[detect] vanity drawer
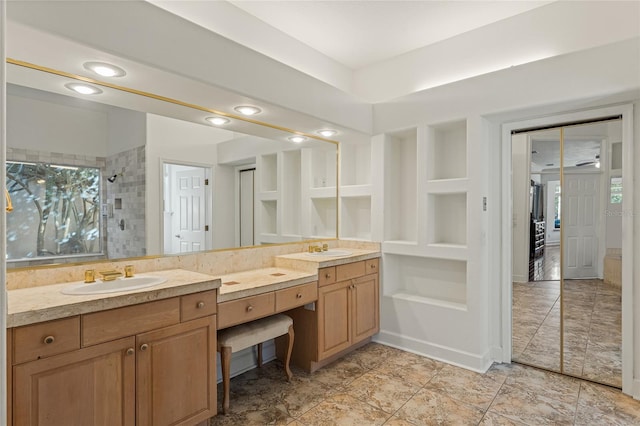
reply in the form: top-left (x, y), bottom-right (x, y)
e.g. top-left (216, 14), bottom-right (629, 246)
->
top-left (336, 261), bottom-right (365, 282)
top-left (82, 298), bottom-right (180, 346)
top-left (276, 282), bottom-right (318, 311)
top-left (13, 316), bottom-right (80, 364)
top-left (181, 290), bottom-right (217, 322)
top-left (217, 292), bottom-right (275, 329)
top-left (318, 267), bottom-right (336, 287)
top-left (365, 258), bottom-right (379, 275)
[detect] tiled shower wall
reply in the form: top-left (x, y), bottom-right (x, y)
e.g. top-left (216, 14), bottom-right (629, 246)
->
top-left (105, 145), bottom-right (146, 259)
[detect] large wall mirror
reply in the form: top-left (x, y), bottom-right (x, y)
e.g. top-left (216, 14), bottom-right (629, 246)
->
top-left (511, 117), bottom-right (623, 389)
top-left (5, 60), bottom-right (339, 268)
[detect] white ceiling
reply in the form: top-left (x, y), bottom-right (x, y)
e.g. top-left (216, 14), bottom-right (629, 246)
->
top-left (227, 0), bottom-right (552, 70)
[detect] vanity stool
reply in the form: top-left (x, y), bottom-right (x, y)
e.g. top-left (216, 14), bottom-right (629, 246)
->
top-left (217, 314), bottom-right (294, 414)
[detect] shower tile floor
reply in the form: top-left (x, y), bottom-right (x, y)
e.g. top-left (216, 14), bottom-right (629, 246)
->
top-left (208, 342), bottom-right (639, 425)
top-left (512, 278), bottom-right (622, 388)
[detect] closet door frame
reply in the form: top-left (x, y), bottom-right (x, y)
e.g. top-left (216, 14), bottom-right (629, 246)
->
top-left (499, 104), bottom-right (634, 396)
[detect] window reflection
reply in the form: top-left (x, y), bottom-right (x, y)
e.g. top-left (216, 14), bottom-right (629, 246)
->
top-left (6, 161), bottom-right (102, 260)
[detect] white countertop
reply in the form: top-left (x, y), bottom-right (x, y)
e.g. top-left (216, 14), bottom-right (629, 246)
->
top-left (7, 269), bottom-right (221, 328)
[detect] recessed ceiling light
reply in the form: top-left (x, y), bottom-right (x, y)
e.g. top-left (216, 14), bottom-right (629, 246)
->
top-left (234, 105), bottom-right (262, 116)
top-left (288, 135), bottom-right (307, 143)
top-left (83, 61), bottom-right (126, 77)
top-left (317, 129), bottom-right (337, 138)
top-left (206, 117), bottom-right (230, 126)
top-left (64, 83), bottom-right (103, 95)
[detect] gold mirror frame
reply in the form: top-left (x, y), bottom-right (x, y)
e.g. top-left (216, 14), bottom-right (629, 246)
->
top-left (5, 58), bottom-right (340, 271)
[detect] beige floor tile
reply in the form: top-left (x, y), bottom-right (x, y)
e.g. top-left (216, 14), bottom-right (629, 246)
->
top-left (382, 416), bottom-right (418, 426)
top-left (488, 384), bottom-right (576, 425)
top-left (394, 388), bottom-right (485, 425)
top-left (504, 363), bottom-right (581, 404)
top-left (310, 357), bottom-right (367, 388)
top-left (423, 364), bottom-right (504, 410)
top-left (374, 349), bottom-right (444, 386)
top-left (297, 393), bottom-right (390, 426)
top-left (345, 370), bottom-right (421, 414)
top-left (575, 382), bottom-right (640, 425)
top-left (479, 411), bottom-right (528, 425)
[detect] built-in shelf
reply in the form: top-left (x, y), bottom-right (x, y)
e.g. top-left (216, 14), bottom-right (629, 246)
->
top-left (282, 150), bottom-right (301, 235)
top-left (427, 193), bottom-right (467, 246)
top-left (425, 178), bottom-right (468, 193)
top-left (384, 128), bottom-right (417, 242)
top-left (389, 293), bottom-right (467, 311)
top-left (260, 153), bottom-right (278, 192)
top-left (310, 198), bottom-right (337, 237)
top-left (340, 196), bottom-right (372, 240)
top-left (340, 142), bottom-right (371, 186)
top-left (309, 146), bottom-right (337, 189)
top-left (340, 184), bottom-right (372, 198)
top-left (309, 186), bottom-right (337, 199)
top-left (427, 120), bottom-right (467, 181)
top-left (260, 200), bottom-right (277, 235)
top-left (257, 191), bottom-right (278, 201)
top-left (383, 254), bottom-right (467, 306)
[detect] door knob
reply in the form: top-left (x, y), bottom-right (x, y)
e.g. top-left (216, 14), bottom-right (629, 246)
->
top-left (175, 234), bottom-right (181, 238)
top-left (140, 343), bottom-right (149, 351)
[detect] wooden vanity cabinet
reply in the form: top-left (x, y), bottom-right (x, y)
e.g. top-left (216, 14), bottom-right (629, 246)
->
top-left (287, 258), bottom-right (380, 372)
top-left (9, 291), bottom-right (217, 426)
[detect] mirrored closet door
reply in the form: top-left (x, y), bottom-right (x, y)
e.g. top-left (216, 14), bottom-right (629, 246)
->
top-left (511, 117), bottom-right (622, 388)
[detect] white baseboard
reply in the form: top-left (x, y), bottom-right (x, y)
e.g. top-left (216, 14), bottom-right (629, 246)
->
top-left (374, 330), bottom-right (493, 373)
top-left (632, 378), bottom-right (640, 400)
top-left (215, 340), bottom-right (277, 383)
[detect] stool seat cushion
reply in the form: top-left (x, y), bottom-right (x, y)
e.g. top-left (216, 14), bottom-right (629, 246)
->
top-left (218, 314), bottom-right (293, 353)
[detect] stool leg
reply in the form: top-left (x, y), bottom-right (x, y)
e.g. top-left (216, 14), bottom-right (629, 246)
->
top-left (220, 346), bottom-right (232, 415)
top-left (284, 324), bottom-right (294, 381)
top-left (257, 343), bottom-right (263, 368)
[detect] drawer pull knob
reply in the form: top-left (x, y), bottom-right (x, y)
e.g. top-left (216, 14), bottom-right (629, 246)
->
top-left (296, 293), bottom-right (303, 299)
top-left (126, 348), bottom-right (135, 356)
top-left (370, 264), bottom-right (376, 269)
top-left (43, 335), bottom-right (55, 345)
top-left (196, 301), bottom-right (205, 309)
top-left (140, 343), bottom-right (149, 351)
top-left (246, 305), bottom-right (253, 312)
top-left (325, 273), bottom-right (331, 279)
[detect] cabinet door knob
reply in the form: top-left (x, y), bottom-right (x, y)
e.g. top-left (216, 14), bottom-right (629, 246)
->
top-left (43, 335), bottom-right (55, 345)
top-left (246, 305), bottom-right (253, 312)
top-left (296, 293), bottom-right (303, 299)
top-left (196, 301), bottom-right (205, 309)
top-left (140, 343), bottom-right (149, 351)
top-left (126, 348), bottom-right (135, 356)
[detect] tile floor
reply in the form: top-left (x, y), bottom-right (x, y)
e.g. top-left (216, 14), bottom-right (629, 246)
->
top-left (512, 278), bottom-right (622, 388)
top-left (208, 342), bottom-right (639, 425)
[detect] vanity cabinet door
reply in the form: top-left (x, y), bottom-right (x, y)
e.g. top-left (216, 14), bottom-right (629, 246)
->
top-left (317, 280), bottom-right (352, 360)
top-left (136, 315), bottom-right (217, 426)
top-left (352, 274), bottom-right (380, 344)
top-left (13, 336), bottom-right (135, 426)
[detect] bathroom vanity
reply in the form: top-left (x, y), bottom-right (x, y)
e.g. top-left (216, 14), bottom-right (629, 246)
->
top-left (6, 247), bottom-right (380, 425)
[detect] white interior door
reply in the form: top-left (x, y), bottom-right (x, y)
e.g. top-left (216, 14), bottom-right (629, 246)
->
top-left (172, 167), bottom-right (207, 253)
top-left (239, 168), bottom-right (255, 247)
top-left (563, 172), bottom-right (600, 279)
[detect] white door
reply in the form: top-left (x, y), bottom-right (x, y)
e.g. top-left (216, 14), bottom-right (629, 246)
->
top-left (239, 168), bottom-right (255, 247)
top-left (563, 172), bottom-right (600, 279)
top-left (172, 168), bottom-right (207, 253)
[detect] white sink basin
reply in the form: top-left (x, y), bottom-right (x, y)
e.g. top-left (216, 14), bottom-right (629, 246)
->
top-left (307, 249), bottom-right (353, 257)
top-left (61, 275), bottom-right (167, 295)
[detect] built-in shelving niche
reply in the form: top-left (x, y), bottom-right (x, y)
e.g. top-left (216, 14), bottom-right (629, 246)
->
top-left (427, 193), bottom-right (467, 247)
top-left (383, 254), bottom-right (467, 309)
top-left (260, 153), bottom-right (278, 192)
top-left (427, 120), bottom-right (467, 181)
top-left (259, 200), bottom-right (277, 235)
top-left (282, 150), bottom-right (301, 236)
top-left (310, 198), bottom-right (337, 238)
top-left (340, 142), bottom-right (372, 240)
top-left (383, 128), bottom-right (417, 244)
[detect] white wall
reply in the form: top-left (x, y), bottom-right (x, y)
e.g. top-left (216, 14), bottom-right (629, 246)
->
top-left (545, 180), bottom-right (560, 246)
top-left (511, 133), bottom-right (530, 283)
top-left (373, 36), bottom-right (640, 383)
top-left (145, 113), bottom-right (236, 255)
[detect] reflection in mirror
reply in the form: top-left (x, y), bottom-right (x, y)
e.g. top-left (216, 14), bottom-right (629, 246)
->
top-left (6, 161), bottom-right (101, 260)
top-left (512, 118), bottom-right (623, 388)
top-left (6, 62), bottom-right (338, 268)
top-left (511, 127), bottom-right (561, 373)
top-left (562, 119), bottom-right (622, 388)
